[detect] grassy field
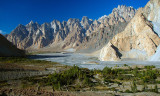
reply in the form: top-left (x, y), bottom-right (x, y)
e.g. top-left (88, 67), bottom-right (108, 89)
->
top-left (0, 56), bottom-right (63, 71)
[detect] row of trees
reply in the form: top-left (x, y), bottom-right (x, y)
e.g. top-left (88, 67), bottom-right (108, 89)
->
top-left (46, 65), bottom-right (94, 90)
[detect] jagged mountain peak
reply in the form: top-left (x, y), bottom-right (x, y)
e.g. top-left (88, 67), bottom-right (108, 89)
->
top-left (67, 18), bottom-right (80, 23)
top-left (98, 5), bottom-right (136, 25)
top-left (42, 22), bottom-right (50, 26)
top-left (93, 19), bottom-right (100, 25)
top-left (14, 24), bottom-right (27, 34)
top-left (112, 5), bottom-right (136, 17)
top-left (81, 16), bottom-right (93, 30)
top-left (29, 20), bottom-right (34, 24)
top-left (26, 20), bottom-right (35, 26)
top-left (117, 5), bottom-right (133, 10)
top-left (81, 16), bottom-right (89, 21)
top-left (26, 21), bottom-right (40, 28)
top-left (51, 19), bottom-right (61, 23)
top-left (17, 24), bottom-right (25, 27)
top-left (112, 5), bottom-right (135, 13)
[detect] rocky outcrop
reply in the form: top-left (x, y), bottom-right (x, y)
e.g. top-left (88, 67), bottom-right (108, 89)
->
top-left (99, 0), bottom-right (160, 61)
top-left (100, 42), bottom-right (121, 61)
top-left (0, 34), bottom-right (25, 56)
top-left (6, 5), bottom-right (136, 52)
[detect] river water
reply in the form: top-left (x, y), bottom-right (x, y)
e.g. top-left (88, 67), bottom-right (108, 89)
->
top-left (31, 53), bottom-right (160, 70)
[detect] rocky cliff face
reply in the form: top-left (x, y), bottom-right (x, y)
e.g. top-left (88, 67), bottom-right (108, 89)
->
top-left (6, 5), bottom-right (136, 52)
top-left (77, 22), bottom-right (128, 53)
top-left (99, 0), bottom-right (160, 61)
top-left (0, 34), bottom-right (25, 56)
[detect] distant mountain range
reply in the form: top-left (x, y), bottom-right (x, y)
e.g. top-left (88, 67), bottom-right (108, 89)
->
top-left (6, 5), bottom-right (136, 53)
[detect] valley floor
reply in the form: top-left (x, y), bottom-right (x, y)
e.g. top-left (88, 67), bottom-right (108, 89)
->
top-left (0, 56), bottom-right (160, 96)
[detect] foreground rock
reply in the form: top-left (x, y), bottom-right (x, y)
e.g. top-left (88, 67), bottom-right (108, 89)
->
top-left (0, 34), bottom-right (25, 56)
top-left (100, 0), bottom-right (160, 61)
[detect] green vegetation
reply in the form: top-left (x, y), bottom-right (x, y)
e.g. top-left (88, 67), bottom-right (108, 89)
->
top-left (23, 65), bottom-right (160, 93)
top-left (0, 57), bottom-right (58, 65)
top-left (0, 56), bottom-right (63, 71)
top-left (144, 65), bottom-right (155, 70)
top-left (102, 65), bottom-right (160, 84)
top-left (46, 65), bottom-right (94, 90)
top-left (1, 61), bottom-right (160, 93)
top-left (25, 65), bottom-right (95, 91)
top-left (123, 64), bottom-right (128, 66)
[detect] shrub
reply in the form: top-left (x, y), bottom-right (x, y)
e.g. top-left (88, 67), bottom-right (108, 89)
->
top-left (102, 67), bottom-right (112, 75)
top-left (123, 64), bottom-right (128, 66)
top-left (124, 89), bottom-right (133, 93)
top-left (144, 65), bottom-right (155, 70)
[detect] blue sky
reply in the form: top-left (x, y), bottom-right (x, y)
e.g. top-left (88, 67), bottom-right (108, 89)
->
top-left (0, 0), bottom-right (149, 34)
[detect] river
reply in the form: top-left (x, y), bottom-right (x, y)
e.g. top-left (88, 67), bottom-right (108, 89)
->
top-left (30, 53), bottom-right (160, 70)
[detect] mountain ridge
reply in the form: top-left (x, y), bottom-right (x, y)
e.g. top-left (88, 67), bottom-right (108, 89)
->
top-left (6, 5), bottom-right (136, 52)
